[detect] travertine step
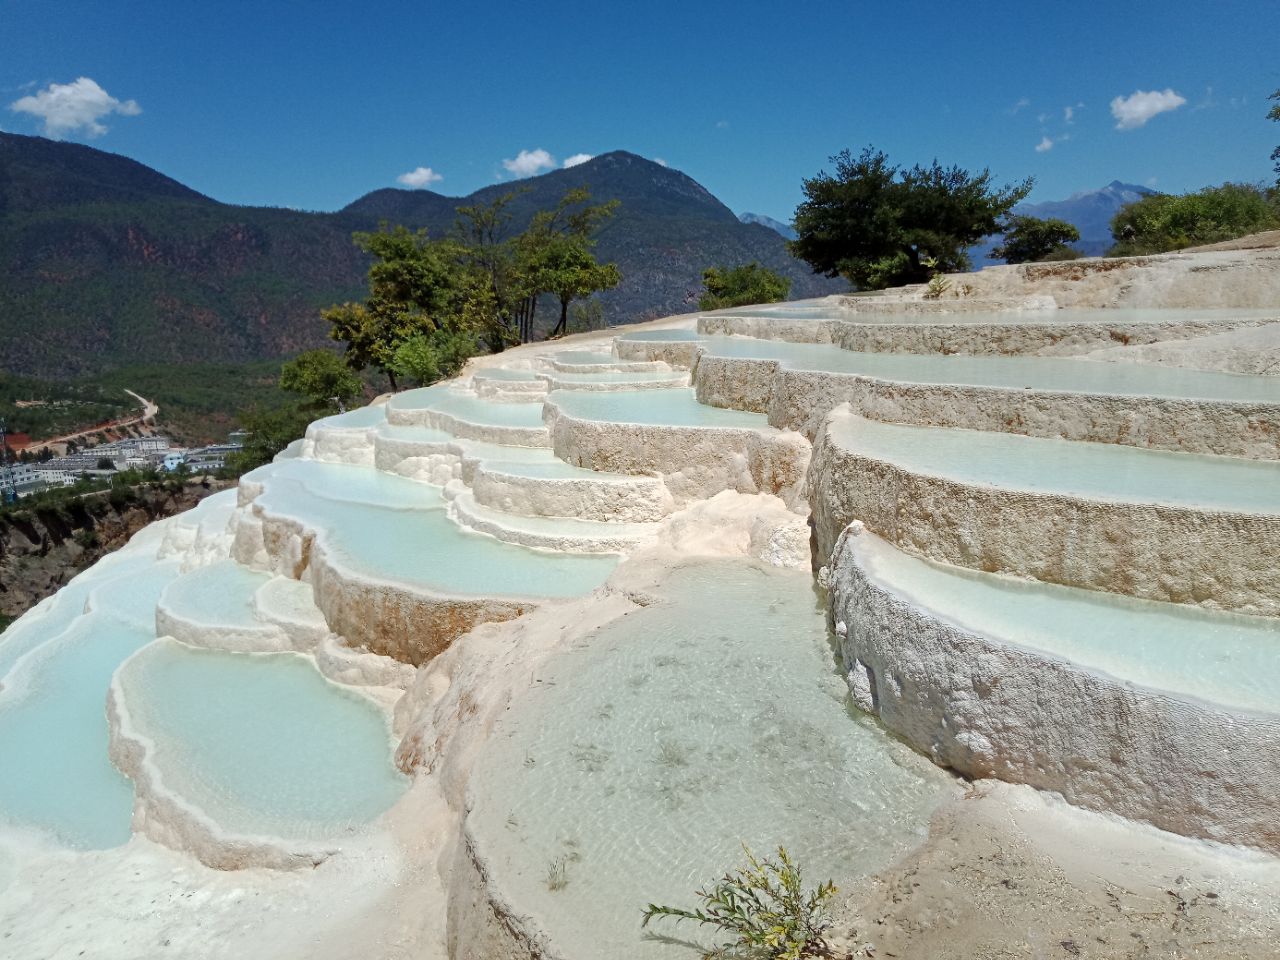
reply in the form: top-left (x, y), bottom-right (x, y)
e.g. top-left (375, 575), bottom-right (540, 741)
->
top-left (810, 408), bottom-right (1280, 614)
top-left (829, 525), bottom-right (1280, 852)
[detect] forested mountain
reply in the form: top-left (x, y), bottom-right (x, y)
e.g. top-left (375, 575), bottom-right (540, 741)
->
top-left (0, 136), bottom-right (840, 378)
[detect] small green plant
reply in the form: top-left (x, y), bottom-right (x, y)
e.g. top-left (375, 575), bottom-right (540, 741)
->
top-left (923, 272), bottom-right (951, 300)
top-left (641, 845), bottom-right (837, 959)
top-left (546, 856), bottom-right (569, 892)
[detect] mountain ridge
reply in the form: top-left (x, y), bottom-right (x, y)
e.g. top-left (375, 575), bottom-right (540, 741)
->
top-left (0, 136), bottom-right (841, 378)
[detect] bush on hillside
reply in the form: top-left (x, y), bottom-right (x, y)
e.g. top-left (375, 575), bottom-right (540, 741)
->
top-left (1108, 183), bottom-right (1279, 256)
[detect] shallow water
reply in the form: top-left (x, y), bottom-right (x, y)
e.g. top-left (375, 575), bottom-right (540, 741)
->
top-left (834, 415), bottom-right (1280, 514)
top-left (117, 641), bottom-right (406, 839)
top-left (0, 612), bottom-right (169, 847)
top-left (550, 388), bottom-right (769, 428)
top-left (310, 405), bottom-right (388, 430)
top-left (254, 472), bottom-right (618, 597)
top-left (860, 539), bottom-right (1280, 713)
top-left (468, 560), bottom-right (953, 960)
top-left (161, 561), bottom-right (272, 628)
top-left (698, 335), bottom-right (1280, 403)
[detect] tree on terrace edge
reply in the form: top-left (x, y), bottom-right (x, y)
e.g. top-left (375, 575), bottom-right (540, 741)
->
top-left (790, 147), bottom-right (1032, 290)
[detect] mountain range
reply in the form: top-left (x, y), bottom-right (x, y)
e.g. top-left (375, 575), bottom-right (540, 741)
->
top-left (0, 135), bottom-right (842, 379)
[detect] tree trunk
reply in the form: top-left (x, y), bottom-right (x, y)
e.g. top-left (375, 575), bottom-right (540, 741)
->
top-left (387, 369), bottom-right (399, 392)
top-left (552, 297), bottom-right (569, 337)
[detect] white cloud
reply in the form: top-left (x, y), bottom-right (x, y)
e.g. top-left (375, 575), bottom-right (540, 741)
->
top-left (1110, 88), bottom-right (1186, 130)
top-left (396, 166), bottom-right (443, 188)
top-left (502, 148), bottom-right (556, 178)
top-left (715, 119), bottom-right (730, 129)
top-left (1008, 97), bottom-right (1030, 115)
top-left (10, 77), bottom-right (140, 138)
top-left (562, 153), bottom-right (593, 169)
top-left (1034, 136), bottom-right (1055, 153)
top-left (653, 157), bottom-right (668, 167)
top-left (1064, 102), bottom-right (1083, 123)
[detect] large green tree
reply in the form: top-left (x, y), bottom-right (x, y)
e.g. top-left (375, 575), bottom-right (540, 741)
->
top-left (1108, 183), bottom-right (1279, 256)
top-left (790, 147), bottom-right (1032, 289)
top-left (1269, 89), bottom-right (1280, 186)
top-left (698, 262), bottom-right (791, 310)
top-left (279, 349), bottom-right (363, 410)
top-left (323, 226), bottom-right (485, 389)
top-left (989, 216), bottom-right (1081, 264)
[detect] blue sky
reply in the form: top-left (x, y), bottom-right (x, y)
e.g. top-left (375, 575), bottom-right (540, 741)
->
top-left (2, 0), bottom-right (1277, 218)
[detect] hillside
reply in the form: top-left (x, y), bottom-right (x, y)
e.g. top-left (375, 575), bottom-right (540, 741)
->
top-left (0, 136), bottom-right (840, 379)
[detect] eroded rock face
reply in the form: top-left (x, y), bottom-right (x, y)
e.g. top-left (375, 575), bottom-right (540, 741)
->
top-left (827, 525), bottom-right (1280, 852)
top-left (808, 409), bottom-right (1280, 616)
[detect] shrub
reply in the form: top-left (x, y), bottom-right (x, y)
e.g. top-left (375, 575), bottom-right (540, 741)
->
top-left (641, 846), bottom-right (837, 960)
top-left (699, 263), bottom-right (792, 311)
top-left (990, 215), bottom-right (1081, 264)
top-left (1108, 183), bottom-right (1279, 256)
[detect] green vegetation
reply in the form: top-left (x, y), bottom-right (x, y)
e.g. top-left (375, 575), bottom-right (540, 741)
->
top-left (1108, 183), bottom-right (1279, 256)
top-left (698, 263), bottom-right (791, 311)
top-left (0, 373), bottom-right (131, 440)
top-left (279, 349), bottom-right (363, 410)
top-left (0, 467), bottom-right (197, 524)
top-left (1269, 89), bottom-right (1279, 186)
top-left (224, 404), bottom-right (314, 475)
top-left (990, 215), bottom-right (1082, 264)
top-left (325, 188), bottom-right (622, 388)
top-left (791, 146), bottom-right (1031, 290)
top-left (642, 846), bottom-right (837, 960)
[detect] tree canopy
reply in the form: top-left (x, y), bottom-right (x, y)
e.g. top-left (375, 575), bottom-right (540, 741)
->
top-left (1269, 89), bottom-right (1279, 186)
top-left (790, 147), bottom-right (1032, 290)
top-left (1108, 183), bottom-right (1279, 256)
top-left (279, 349), bottom-right (363, 411)
top-left (698, 262), bottom-right (791, 310)
top-left (989, 216), bottom-right (1081, 264)
top-left (324, 189), bottom-right (624, 390)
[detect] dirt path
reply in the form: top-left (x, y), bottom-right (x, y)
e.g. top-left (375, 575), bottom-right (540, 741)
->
top-left (21, 389), bottom-right (159, 454)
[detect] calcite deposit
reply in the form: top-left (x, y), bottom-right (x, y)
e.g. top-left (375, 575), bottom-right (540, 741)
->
top-left (2, 247), bottom-right (1279, 960)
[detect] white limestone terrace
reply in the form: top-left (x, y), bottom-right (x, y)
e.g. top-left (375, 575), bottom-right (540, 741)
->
top-left (829, 525), bottom-right (1280, 850)
top-left (809, 409), bottom-right (1280, 615)
top-left (3, 249), bottom-right (1280, 959)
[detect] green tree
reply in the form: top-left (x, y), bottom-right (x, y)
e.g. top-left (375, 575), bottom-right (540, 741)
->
top-left (1108, 183), bottom-right (1279, 256)
top-left (989, 215), bottom-right (1082, 264)
top-left (279, 349), bottom-right (363, 411)
top-left (324, 225), bottom-right (484, 389)
top-left (225, 404), bottom-right (315, 473)
top-left (698, 262), bottom-right (792, 310)
top-left (791, 147), bottom-right (1032, 289)
top-left (1269, 89), bottom-right (1279, 186)
top-left (515, 187), bottom-right (622, 339)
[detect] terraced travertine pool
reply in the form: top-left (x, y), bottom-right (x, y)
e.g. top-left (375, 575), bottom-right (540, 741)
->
top-left (857, 535), bottom-right (1280, 713)
top-left (251, 462), bottom-right (620, 596)
top-left (694, 335), bottom-right (1280, 403)
top-left (702, 305), bottom-right (1280, 325)
top-left (549, 387), bottom-right (770, 427)
top-left (466, 560), bottom-right (955, 960)
top-left (116, 640), bottom-right (406, 840)
top-left (830, 414), bottom-right (1280, 513)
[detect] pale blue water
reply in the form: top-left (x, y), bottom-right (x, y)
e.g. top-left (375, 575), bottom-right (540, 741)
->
top-left (550, 388), bottom-right (769, 428)
top-left (311, 405), bottom-right (388, 429)
top-left (546, 370), bottom-right (686, 384)
top-left (264, 459), bottom-right (444, 510)
top-left (420, 390), bottom-right (547, 427)
top-left (473, 368), bottom-right (541, 382)
top-left (254, 473), bottom-right (618, 597)
top-left (860, 538), bottom-right (1280, 713)
top-left (0, 613), bottom-right (165, 848)
top-left (614, 328), bottom-right (704, 341)
top-left (118, 641), bottom-right (406, 838)
top-left (160, 561), bottom-right (271, 628)
top-left (552, 350), bottom-right (617, 365)
top-left (698, 336), bottom-right (1280, 404)
top-left (711, 305), bottom-right (1280, 326)
top-left (834, 415), bottom-right (1280, 514)
top-left (469, 561), bottom-right (951, 960)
